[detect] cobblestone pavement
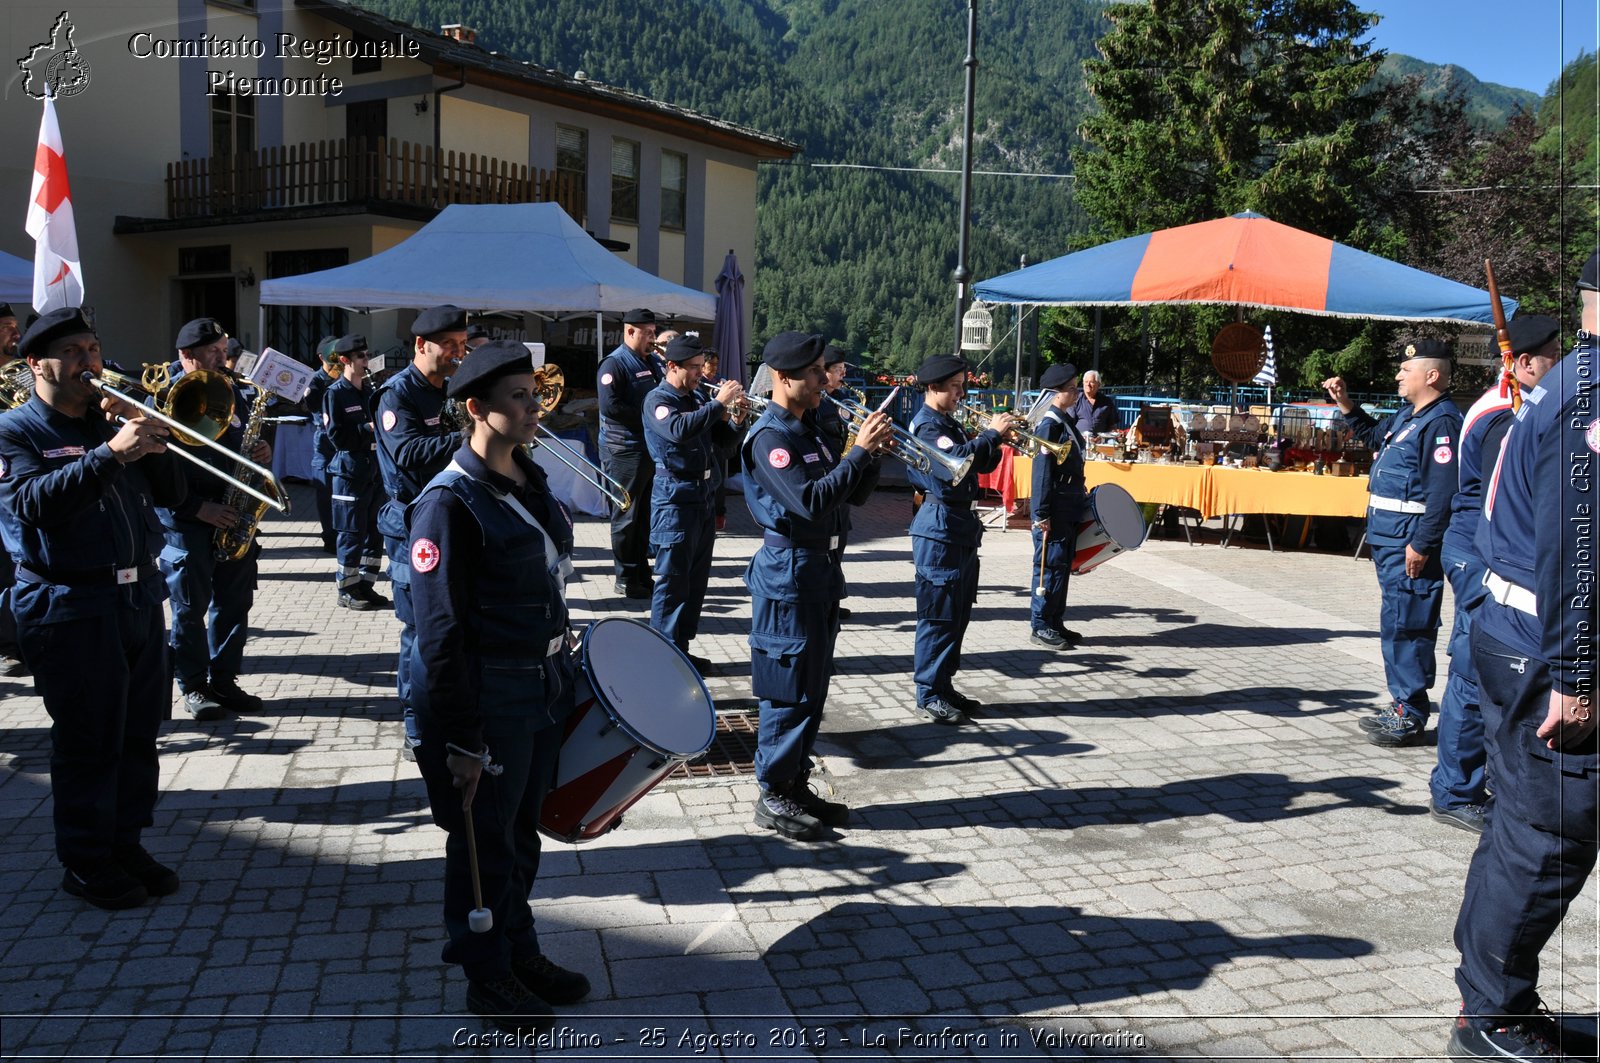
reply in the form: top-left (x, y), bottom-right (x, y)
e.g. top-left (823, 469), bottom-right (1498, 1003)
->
top-left (1, 482), bottom-right (1594, 1061)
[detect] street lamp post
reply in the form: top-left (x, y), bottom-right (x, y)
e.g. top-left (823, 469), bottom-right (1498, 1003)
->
top-left (951, 0), bottom-right (978, 354)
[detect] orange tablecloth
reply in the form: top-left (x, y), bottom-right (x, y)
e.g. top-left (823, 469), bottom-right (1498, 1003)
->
top-left (1009, 455), bottom-right (1372, 520)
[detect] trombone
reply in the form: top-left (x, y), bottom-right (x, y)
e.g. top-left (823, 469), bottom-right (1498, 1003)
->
top-left (522, 364), bottom-right (633, 513)
top-left (83, 368), bottom-right (289, 513)
top-left (829, 392), bottom-right (974, 486)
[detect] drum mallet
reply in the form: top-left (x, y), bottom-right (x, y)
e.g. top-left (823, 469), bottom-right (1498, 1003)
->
top-left (462, 802), bottom-right (493, 933)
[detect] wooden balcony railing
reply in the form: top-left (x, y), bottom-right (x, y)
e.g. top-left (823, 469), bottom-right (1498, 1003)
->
top-left (165, 136), bottom-right (586, 222)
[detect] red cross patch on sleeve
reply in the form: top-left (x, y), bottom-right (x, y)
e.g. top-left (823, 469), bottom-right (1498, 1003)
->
top-left (768, 447), bottom-right (791, 469)
top-left (381, 409), bottom-right (397, 432)
top-left (1433, 445), bottom-right (1453, 464)
top-left (411, 538), bottom-right (441, 573)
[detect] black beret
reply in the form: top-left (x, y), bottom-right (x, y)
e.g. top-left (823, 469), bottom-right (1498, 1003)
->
top-left (763, 331), bottom-right (826, 372)
top-left (411, 304), bottom-right (467, 337)
top-left (822, 344), bottom-right (847, 366)
top-left (916, 353), bottom-right (969, 386)
top-left (622, 308), bottom-right (658, 326)
top-left (447, 339), bottom-right (536, 399)
top-left (20, 306), bottom-right (95, 359)
top-left (1039, 362), bottom-right (1079, 390)
top-left (1506, 314), bottom-right (1560, 355)
top-left (0, 303), bottom-right (14, 319)
top-left (175, 317), bottom-right (228, 350)
top-left (333, 333), bottom-right (369, 356)
top-left (466, 322), bottom-right (491, 341)
top-left (662, 334), bottom-right (705, 363)
top-left (1579, 250), bottom-right (1600, 293)
top-left (1397, 339), bottom-right (1453, 363)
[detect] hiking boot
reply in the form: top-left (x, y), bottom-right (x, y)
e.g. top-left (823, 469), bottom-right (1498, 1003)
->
top-left (1058, 627), bottom-right (1082, 641)
top-left (1031, 627), bottom-right (1069, 649)
top-left (466, 975), bottom-right (554, 1035)
top-left (338, 589), bottom-right (377, 610)
top-left (62, 862), bottom-right (147, 910)
top-left (1447, 1013), bottom-right (1575, 1059)
top-left (1430, 800), bottom-right (1488, 835)
top-left (1368, 711), bottom-right (1426, 747)
top-left (685, 653), bottom-right (716, 676)
top-left (182, 688), bottom-right (228, 722)
top-left (914, 696), bottom-right (966, 726)
top-left (753, 792), bottom-right (822, 841)
top-left (113, 844), bottom-right (179, 897)
top-left (1360, 702), bottom-right (1403, 733)
top-left (211, 678), bottom-right (262, 714)
top-left (350, 584), bottom-right (391, 609)
top-left (511, 953), bottom-right (591, 1005)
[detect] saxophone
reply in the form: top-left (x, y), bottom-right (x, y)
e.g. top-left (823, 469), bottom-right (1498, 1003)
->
top-left (213, 383), bottom-right (287, 561)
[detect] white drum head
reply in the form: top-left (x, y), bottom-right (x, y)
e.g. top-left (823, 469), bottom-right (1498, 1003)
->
top-left (581, 618), bottom-right (715, 756)
top-left (1091, 484), bottom-right (1147, 550)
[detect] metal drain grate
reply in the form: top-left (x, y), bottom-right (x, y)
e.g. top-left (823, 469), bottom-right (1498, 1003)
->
top-left (672, 710), bottom-right (758, 779)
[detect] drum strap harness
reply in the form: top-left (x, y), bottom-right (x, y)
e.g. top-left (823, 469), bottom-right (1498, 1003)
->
top-left (445, 743), bottom-right (506, 775)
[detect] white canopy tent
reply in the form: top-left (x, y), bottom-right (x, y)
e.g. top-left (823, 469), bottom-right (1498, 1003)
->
top-left (257, 201), bottom-right (717, 325)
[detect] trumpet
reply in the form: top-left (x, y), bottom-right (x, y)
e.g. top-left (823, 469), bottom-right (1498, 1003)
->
top-left (697, 381), bottom-right (768, 425)
top-left (84, 368), bottom-right (289, 513)
top-left (829, 392), bottom-right (973, 485)
top-left (956, 401), bottom-right (1072, 465)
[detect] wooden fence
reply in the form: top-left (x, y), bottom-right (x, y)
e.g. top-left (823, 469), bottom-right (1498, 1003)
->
top-left (166, 136), bottom-right (585, 221)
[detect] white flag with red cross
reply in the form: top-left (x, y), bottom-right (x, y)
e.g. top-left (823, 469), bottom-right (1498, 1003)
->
top-left (25, 91), bottom-right (84, 313)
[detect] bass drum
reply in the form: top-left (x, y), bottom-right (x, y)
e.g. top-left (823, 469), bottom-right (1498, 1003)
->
top-left (1071, 483), bottom-right (1148, 574)
top-left (539, 617), bottom-right (716, 843)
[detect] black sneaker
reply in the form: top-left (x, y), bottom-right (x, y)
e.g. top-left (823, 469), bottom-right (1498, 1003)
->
top-left (466, 975), bottom-right (554, 1035)
top-left (511, 953), bottom-right (591, 1005)
top-left (62, 862), bottom-right (147, 910)
top-left (338, 589), bottom-right (377, 611)
top-left (1360, 703), bottom-right (1402, 733)
top-left (1058, 627), bottom-right (1083, 641)
top-left (624, 584), bottom-right (652, 601)
top-left (792, 779), bottom-right (849, 827)
top-left (1031, 627), bottom-right (1069, 649)
top-left (838, 607), bottom-right (852, 621)
top-left (914, 696), bottom-right (966, 726)
top-left (753, 792), bottom-right (822, 841)
top-left (352, 584), bottom-right (392, 609)
top-left (1368, 712), bottom-right (1426, 747)
top-left (685, 653), bottom-right (715, 676)
top-left (1448, 1014), bottom-right (1568, 1059)
top-left (0, 653), bottom-right (29, 678)
top-left (1430, 800), bottom-right (1488, 835)
top-left (211, 678), bottom-right (262, 714)
top-left (182, 688), bottom-right (228, 722)
top-left (945, 689), bottom-right (981, 715)
top-left (113, 844), bottom-right (180, 896)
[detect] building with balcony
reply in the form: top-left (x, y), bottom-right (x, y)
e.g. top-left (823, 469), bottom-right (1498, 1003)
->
top-left (0, 0), bottom-right (795, 363)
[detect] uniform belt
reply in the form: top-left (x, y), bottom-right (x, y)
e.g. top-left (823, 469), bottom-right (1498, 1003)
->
top-left (1368, 495), bottom-right (1427, 514)
top-left (930, 499), bottom-right (974, 512)
top-left (1484, 570), bottom-right (1538, 616)
top-left (763, 531), bottom-right (841, 551)
top-left (662, 469), bottom-right (712, 482)
top-left (16, 560), bottom-right (159, 587)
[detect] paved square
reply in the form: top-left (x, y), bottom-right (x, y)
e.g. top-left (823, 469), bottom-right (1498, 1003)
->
top-left (0, 483), bottom-right (1594, 1059)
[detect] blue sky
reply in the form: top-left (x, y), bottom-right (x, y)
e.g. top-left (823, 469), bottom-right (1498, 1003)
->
top-left (1363, 1), bottom-right (1598, 95)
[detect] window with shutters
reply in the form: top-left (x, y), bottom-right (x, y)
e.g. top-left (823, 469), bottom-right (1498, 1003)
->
top-left (555, 125), bottom-right (588, 225)
top-left (611, 137), bottom-right (640, 224)
top-left (660, 150), bottom-right (687, 231)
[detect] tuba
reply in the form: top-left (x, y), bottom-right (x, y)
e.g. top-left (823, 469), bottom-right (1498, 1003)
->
top-left (0, 361), bottom-right (35, 409)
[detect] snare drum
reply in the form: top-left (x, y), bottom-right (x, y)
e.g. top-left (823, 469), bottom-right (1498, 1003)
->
top-left (539, 617), bottom-right (716, 843)
top-left (1071, 483), bottom-right (1148, 574)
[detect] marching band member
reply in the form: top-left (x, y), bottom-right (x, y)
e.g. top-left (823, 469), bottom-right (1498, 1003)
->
top-left (1028, 363), bottom-right (1089, 650)
top-left (158, 318), bottom-right (271, 722)
top-left (303, 336), bottom-right (340, 556)
top-left (641, 334), bottom-right (742, 673)
top-left (906, 354), bottom-right (1009, 725)
top-left (407, 340), bottom-right (590, 1033)
top-left (1324, 341), bottom-right (1462, 747)
top-left (1446, 258), bottom-right (1598, 1060)
top-left (818, 344), bottom-right (880, 622)
top-left (701, 350), bottom-right (738, 532)
top-left (596, 308), bottom-right (663, 600)
top-left (0, 302), bottom-right (25, 676)
top-left (323, 334), bottom-right (388, 610)
top-left (742, 332), bottom-right (892, 841)
top-left (374, 304), bottom-right (467, 758)
top-left (0, 307), bottom-right (186, 908)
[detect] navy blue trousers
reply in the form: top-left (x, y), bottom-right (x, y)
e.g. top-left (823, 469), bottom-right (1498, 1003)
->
top-left (331, 475), bottom-right (383, 590)
top-left (160, 526), bottom-right (256, 692)
top-left (1432, 541), bottom-right (1489, 808)
top-left (751, 594), bottom-right (840, 793)
top-left (1371, 542), bottom-right (1444, 720)
top-left (21, 602), bottom-right (167, 867)
top-left (649, 498), bottom-right (715, 650)
top-left (912, 536), bottom-right (980, 705)
top-left (1029, 527), bottom-right (1073, 633)
top-left (602, 445), bottom-right (655, 588)
top-left (1454, 628), bottom-right (1599, 1025)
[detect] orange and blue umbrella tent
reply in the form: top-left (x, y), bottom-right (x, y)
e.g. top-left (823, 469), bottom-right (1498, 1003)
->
top-left (975, 211), bottom-right (1513, 325)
